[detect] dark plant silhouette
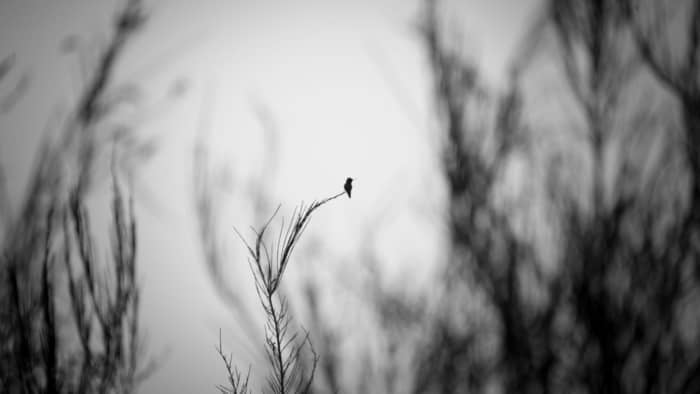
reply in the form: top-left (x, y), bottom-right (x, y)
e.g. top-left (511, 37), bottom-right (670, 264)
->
top-left (409, 0), bottom-right (700, 393)
top-left (217, 192), bottom-right (346, 394)
top-left (0, 1), bottom-right (156, 392)
top-left (624, 0), bottom-right (700, 259)
top-left (1, 170), bottom-right (148, 393)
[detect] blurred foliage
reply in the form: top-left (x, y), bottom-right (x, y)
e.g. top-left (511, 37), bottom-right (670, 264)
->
top-left (0, 1), bottom-right (156, 392)
top-left (403, 0), bottom-right (700, 393)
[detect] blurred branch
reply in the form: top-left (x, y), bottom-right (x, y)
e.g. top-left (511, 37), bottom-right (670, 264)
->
top-left (192, 82), bottom-right (261, 347)
top-left (0, 54), bottom-right (13, 81)
top-left (0, 53), bottom-right (30, 114)
top-left (0, 163), bottom-right (9, 226)
top-left (365, 43), bottom-right (425, 131)
top-left (72, 0), bottom-right (145, 194)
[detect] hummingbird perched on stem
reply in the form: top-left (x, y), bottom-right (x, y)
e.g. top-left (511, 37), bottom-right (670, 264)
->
top-left (344, 177), bottom-right (353, 198)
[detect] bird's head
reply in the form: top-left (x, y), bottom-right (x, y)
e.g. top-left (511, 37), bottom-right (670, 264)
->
top-left (346, 177), bottom-right (353, 183)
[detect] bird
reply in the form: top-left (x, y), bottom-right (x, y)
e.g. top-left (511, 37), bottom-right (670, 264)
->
top-left (344, 177), bottom-right (353, 198)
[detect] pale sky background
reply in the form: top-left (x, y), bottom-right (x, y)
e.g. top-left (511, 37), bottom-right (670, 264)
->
top-left (0, 0), bottom-right (540, 392)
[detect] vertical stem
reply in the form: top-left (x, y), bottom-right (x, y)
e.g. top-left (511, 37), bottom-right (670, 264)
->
top-left (268, 294), bottom-right (286, 394)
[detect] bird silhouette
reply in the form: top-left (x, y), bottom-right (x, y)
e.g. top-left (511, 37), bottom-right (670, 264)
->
top-left (344, 177), bottom-right (353, 198)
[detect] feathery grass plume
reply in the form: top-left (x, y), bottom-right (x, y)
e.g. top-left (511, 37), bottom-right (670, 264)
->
top-left (218, 191), bottom-right (345, 394)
